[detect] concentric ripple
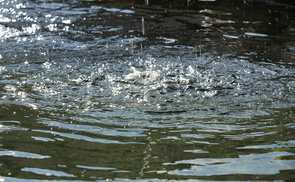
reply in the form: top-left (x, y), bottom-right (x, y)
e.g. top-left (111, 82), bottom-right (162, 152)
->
top-left (0, 0), bottom-right (294, 181)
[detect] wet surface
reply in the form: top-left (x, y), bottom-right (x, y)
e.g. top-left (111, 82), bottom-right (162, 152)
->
top-left (0, 0), bottom-right (295, 181)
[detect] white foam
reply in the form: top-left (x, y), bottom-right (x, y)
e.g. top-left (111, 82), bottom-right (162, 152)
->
top-left (126, 67), bottom-right (159, 85)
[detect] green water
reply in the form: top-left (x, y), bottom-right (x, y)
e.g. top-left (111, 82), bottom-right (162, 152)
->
top-left (0, 0), bottom-right (294, 181)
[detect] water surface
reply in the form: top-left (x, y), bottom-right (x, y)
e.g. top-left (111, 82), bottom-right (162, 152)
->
top-left (0, 0), bottom-right (294, 181)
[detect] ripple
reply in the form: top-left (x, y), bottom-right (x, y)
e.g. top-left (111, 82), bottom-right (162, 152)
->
top-left (0, 121), bottom-right (27, 132)
top-left (33, 129), bottom-right (145, 144)
top-left (76, 165), bottom-right (116, 171)
top-left (0, 0), bottom-right (294, 181)
top-left (244, 32), bottom-right (268, 37)
top-left (38, 118), bottom-right (147, 137)
top-left (237, 140), bottom-right (295, 150)
top-left (31, 136), bottom-right (55, 142)
top-left (21, 167), bottom-right (75, 177)
top-left (0, 150), bottom-right (50, 159)
top-left (165, 152), bottom-right (295, 176)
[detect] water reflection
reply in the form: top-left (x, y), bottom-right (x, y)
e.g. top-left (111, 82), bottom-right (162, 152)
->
top-left (0, 0), bottom-right (294, 181)
top-left (0, 0), bottom-right (294, 64)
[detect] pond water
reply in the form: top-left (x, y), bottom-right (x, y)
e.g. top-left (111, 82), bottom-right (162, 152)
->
top-left (0, 0), bottom-right (295, 181)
